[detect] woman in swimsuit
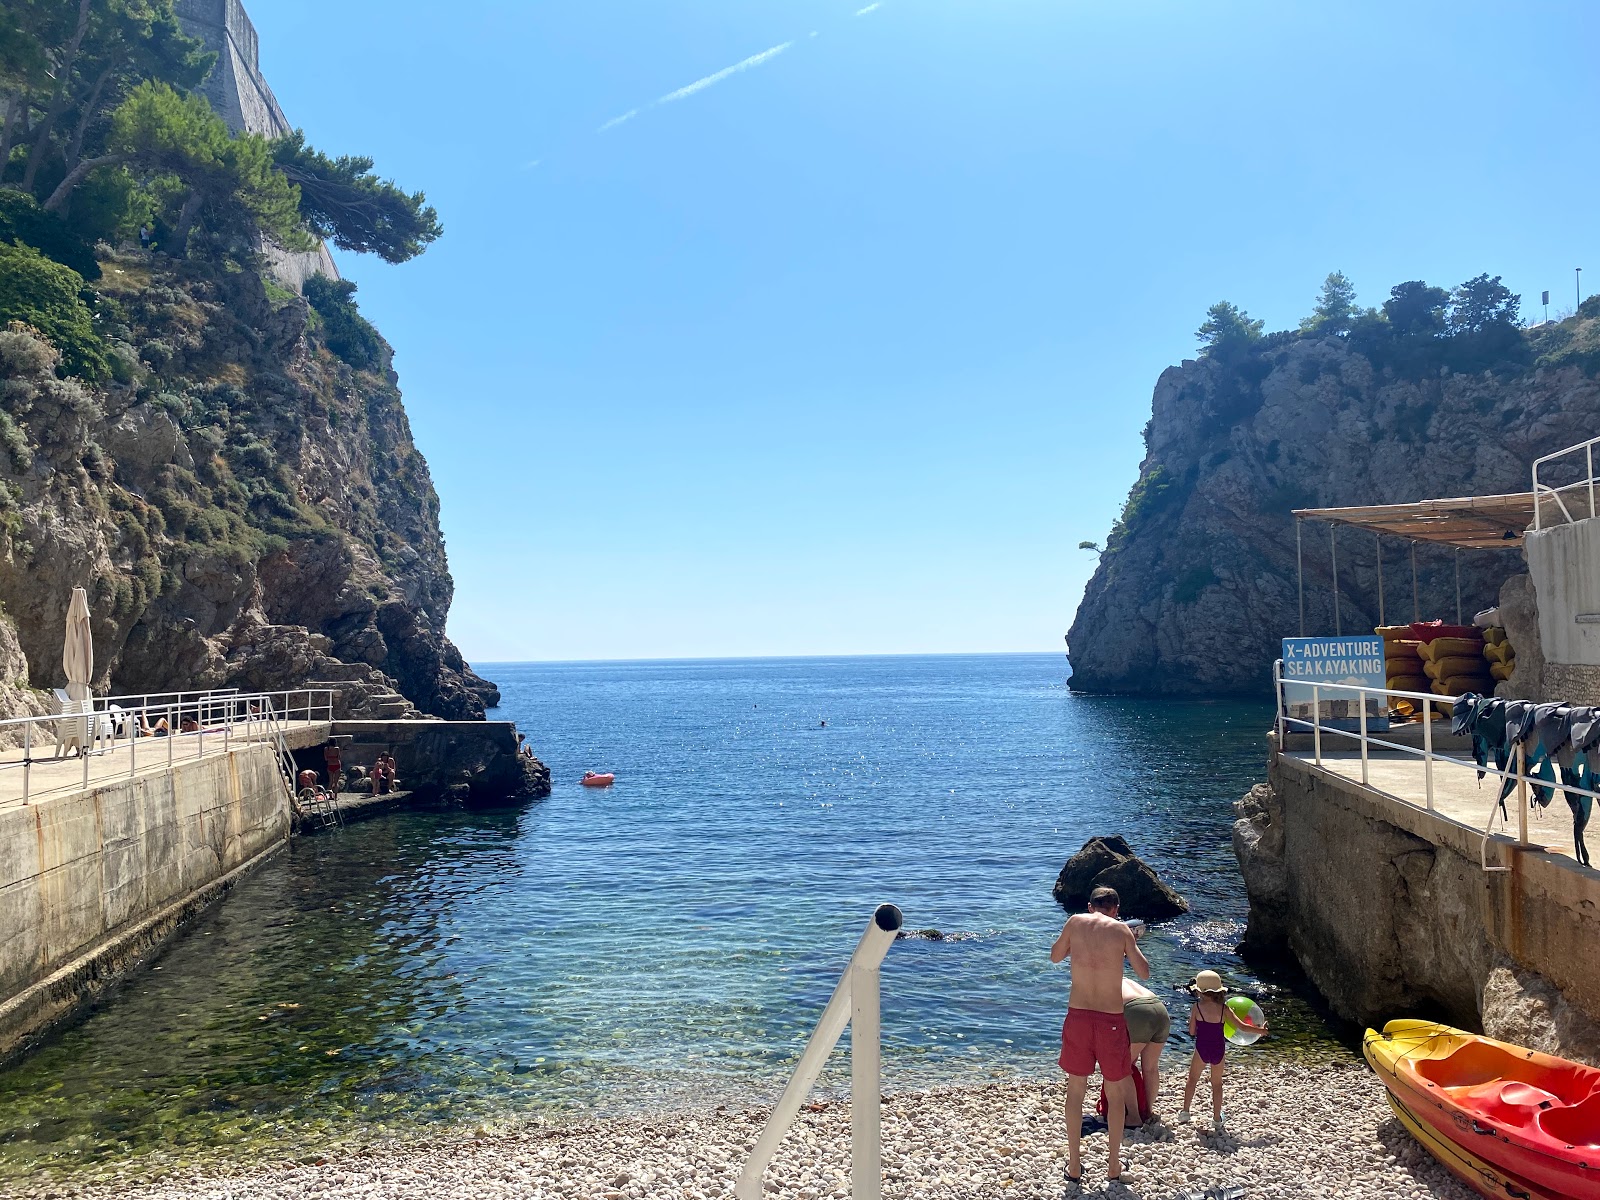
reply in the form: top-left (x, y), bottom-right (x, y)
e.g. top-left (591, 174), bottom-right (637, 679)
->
top-left (1178, 969), bottom-right (1231, 1133)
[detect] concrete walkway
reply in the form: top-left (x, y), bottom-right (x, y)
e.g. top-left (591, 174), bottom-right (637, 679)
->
top-left (1284, 746), bottom-right (1589, 863)
top-left (0, 720), bottom-right (333, 809)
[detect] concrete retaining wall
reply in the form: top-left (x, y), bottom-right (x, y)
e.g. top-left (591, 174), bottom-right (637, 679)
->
top-left (1235, 749), bottom-right (1600, 1060)
top-left (0, 744), bottom-right (289, 1056)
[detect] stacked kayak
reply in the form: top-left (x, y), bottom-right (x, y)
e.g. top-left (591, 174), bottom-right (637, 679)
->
top-left (1364, 1019), bottom-right (1600, 1200)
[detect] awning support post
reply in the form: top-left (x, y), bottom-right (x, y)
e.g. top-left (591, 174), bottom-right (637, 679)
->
top-left (1296, 518), bottom-right (1305, 637)
top-left (1330, 524), bottom-right (1341, 636)
top-left (1375, 533), bottom-right (1385, 628)
top-left (1410, 543), bottom-right (1419, 622)
top-left (1454, 547), bottom-right (1463, 625)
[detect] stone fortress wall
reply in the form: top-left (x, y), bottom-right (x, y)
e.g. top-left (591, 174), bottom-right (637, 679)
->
top-left (173, 0), bottom-right (339, 290)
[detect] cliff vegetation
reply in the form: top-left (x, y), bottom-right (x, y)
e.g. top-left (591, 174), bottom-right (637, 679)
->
top-left (0, 0), bottom-right (493, 717)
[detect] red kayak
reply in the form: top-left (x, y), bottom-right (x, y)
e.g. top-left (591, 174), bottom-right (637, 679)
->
top-left (580, 772), bottom-right (615, 788)
top-left (1366, 1020), bottom-right (1600, 1200)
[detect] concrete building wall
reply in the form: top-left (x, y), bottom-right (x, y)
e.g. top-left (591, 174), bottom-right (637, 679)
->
top-left (1526, 516), bottom-right (1600, 665)
top-left (0, 745), bottom-right (289, 1056)
top-left (173, 0), bottom-right (339, 291)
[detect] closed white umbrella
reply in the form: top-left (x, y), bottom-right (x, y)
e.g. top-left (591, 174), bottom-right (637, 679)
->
top-left (63, 586), bottom-right (92, 704)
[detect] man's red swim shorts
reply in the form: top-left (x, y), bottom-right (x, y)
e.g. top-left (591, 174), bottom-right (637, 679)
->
top-left (1058, 1008), bottom-right (1132, 1082)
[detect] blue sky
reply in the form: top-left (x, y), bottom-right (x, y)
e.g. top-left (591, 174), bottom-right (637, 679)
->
top-left (251, 0), bottom-right (1600, 662)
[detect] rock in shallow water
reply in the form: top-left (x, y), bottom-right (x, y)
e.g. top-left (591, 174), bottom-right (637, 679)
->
top-left (1053, 835), bottom-right (1190, 920)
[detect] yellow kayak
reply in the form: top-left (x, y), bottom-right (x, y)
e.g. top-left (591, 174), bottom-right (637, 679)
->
top-left (1364, 1020), bottom-right (1597, 1200)
top-left (1382, 1089), bottom-right (1565, 1200)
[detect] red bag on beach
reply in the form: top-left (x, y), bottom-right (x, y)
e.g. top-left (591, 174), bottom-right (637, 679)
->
top-left (1095, 1064), bottom-right (1150, 1122)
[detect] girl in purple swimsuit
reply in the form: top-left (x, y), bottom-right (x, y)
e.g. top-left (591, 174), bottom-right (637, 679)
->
top-left (1178, 970), bottom-right (1232, 1133)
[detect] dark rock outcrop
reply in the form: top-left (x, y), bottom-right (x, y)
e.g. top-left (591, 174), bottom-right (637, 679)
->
top-left (1052, 835), bottom-right (1189, 920)
top-left (1067, 331), bottom-right (1600, 695)
top-left (0, 252), bottom-right (498, 721)
top-left (333, 720), bottom-right (551, 805)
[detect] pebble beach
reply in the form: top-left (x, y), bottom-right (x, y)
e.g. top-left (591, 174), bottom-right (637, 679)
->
top-left (14, 1057), bottom-right (1478, 1200)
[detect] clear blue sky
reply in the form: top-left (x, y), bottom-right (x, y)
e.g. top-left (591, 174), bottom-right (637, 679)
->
top-left (252, 0), bottom-right (1599, 662)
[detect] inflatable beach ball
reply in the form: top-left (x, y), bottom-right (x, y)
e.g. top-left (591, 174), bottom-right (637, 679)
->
top-left (1222, 995), bottom-right (1267, 1047)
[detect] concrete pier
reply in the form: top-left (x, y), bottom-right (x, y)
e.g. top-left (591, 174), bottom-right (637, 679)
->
top-left (0, 742), bottom-right (293, 1057)
top-left (1235, 743), bottom-right (1600, 1061)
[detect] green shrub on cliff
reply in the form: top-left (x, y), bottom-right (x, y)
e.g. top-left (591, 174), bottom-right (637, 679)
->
top-left (0, 190), bottom-right (99, 279)
top-left (304, 276), bottom-right (386, 372)
top-left (0, 242), bottom-right (109, 380)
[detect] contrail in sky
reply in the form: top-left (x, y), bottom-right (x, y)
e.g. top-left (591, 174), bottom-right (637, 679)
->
top-left (599, 41), bottom-right (795, 131)
top-left (856, 3), bottom-right (881, 14)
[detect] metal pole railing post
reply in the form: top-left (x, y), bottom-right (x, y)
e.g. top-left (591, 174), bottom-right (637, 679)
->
top-left (735, 905), bottom-right (902, 1200)
top-left (1424, 704), bottom-right (1434, 811)
top-left (1589, 442), bottom-right (1595, 520)
top-left (1517, 743), bottom-right (1529, 847)
top-left (167, 705), bottom-right (174, 770)
top-left (82, 714), bottom-right (90, 791)
top-left (1312, 684), bottom-right (1322, 766)
top-left (1359, 686), bottom-right (1369, 786)
top-left (23, 721), bottom-right (31, 804)
top-left (851, 955), bottom-right (883, 1200)
top-left (130, 708), bottom-right (136, 778)
top-left (1274, 660), bottom-right (1284, 748)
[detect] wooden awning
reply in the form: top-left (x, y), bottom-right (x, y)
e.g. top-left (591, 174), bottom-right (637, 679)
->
top-left (1293, 492), bottom-right (1534, 549)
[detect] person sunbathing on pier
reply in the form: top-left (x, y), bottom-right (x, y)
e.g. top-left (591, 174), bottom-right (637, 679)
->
top-left (1050, 885), bottom-right (1151, 1189)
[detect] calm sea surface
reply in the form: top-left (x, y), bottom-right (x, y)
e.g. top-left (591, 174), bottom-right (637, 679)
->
top-left (0, 654), bottom-right (1318, 1184)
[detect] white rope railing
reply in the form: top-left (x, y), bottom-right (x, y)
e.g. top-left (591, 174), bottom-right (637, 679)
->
top-left (736, 903), bottom-right (903, 1200)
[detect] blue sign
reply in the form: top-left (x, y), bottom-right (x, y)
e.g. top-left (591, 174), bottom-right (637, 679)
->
top-left (1281, 636), bottom-right (1389, 731)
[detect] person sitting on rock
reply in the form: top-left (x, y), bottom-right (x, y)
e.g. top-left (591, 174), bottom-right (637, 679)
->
top-left (373, 751), bottom-right (398, 795)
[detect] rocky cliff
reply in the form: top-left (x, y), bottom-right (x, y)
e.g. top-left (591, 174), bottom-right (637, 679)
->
top-left (1068, 324), bottom-right (1600, 694)
top-left (0, 249), bottom-right (498, 719)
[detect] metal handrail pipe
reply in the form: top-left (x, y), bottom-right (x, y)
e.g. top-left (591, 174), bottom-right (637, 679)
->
top-left (1279, 674), bottom-right (1600, 870)
top-left (735, 903), bottom-right (903, 1200)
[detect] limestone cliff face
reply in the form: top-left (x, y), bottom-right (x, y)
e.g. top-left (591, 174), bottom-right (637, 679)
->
top-left (0, 251), bottom-right (496, 719)
top-left (1068, 333), bottom-right (1600, 694)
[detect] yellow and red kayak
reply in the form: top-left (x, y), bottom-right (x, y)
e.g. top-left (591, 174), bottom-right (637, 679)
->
top-left (1382, 1088), bottom-right (1565, 1200)
top-left (1364, 1020), bottom-right (1600, 1200)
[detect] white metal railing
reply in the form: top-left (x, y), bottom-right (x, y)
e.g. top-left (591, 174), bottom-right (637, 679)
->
top-left (1273, 663), bottom-right (1600, 872)
top-left (736, 903), bottom-right (903, 1200)
top-left (1532, 435), bottom-right (1600, 530)
top-left (3, 687), bottom-right (336, 806)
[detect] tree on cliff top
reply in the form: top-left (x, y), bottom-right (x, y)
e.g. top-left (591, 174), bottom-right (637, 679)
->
top-left (272, 132), bottom-right (442, 265)
top-left (45, 82), bottom-right (310, 260)
top-left (3, 0), bottom-right (213, 197)
top-left (4, 2), bottom-right (442, 273)
top-left (1448, 274), bottom-right (1520, 335)
top-left (1299, 271), bottom-right (1357, 337)
top-left (1381, 281), bottom-right (1450, 339)
top-left (1196, 301), bottom-right (1264, 354)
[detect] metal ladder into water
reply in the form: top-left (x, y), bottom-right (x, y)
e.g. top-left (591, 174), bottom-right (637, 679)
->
top-left (268, 716), bottom-right (342, 832)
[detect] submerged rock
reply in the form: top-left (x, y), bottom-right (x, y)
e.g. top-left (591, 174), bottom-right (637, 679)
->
top-left (1052, 835), bottom-right (1189, 920)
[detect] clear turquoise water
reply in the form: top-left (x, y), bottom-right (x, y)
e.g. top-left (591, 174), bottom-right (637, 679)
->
top-left (0, 653), bottom-right (1315, 1184)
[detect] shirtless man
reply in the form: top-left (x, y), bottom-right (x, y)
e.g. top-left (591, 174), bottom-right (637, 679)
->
top-left (1050, 885), bottom-right (1150, 1187)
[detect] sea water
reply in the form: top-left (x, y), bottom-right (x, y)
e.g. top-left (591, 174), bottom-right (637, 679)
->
top-left (0, 653), bottom-right (1329, 1183)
